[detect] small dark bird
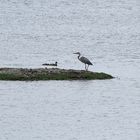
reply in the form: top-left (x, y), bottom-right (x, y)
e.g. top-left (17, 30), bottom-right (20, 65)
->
top-left (73, 52), bottom-right (93, 71)
top-left (42, 62), bottom-right (57, 66)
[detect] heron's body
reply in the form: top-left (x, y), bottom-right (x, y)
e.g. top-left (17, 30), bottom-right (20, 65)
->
top-left (74, 52), bottom-right (93, 71)
top-left (79, 56), bottom-right (93, 65)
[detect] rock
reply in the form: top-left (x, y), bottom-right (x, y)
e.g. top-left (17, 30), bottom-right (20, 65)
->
top-left (0, 68), bottom-right (113, 80)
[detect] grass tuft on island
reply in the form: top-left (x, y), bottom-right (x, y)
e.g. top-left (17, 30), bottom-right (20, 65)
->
top-left (0, 68), bottom-right (113, 81)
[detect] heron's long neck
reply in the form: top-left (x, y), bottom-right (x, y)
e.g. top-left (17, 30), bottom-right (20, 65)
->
top-left (78, 54), bottom-right (81, 60)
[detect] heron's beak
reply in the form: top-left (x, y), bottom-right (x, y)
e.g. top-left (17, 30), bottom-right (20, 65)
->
top-left (73, 52), bottom-right (78, 54)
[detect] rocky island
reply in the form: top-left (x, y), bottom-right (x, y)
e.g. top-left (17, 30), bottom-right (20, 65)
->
top-left (0, 68), bottom-right (113, 80)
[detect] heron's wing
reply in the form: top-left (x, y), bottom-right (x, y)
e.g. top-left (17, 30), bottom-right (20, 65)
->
top-left (80, 56), bottom-right (93, 65)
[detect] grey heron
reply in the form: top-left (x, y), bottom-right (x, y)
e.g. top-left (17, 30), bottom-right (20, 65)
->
top-left (42, 62), bottom-right (57, 66)
top-left (73, 52), bottom-right (93, 71)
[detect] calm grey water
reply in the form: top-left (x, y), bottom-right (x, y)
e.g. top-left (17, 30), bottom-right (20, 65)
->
top-left (0, 0), bottom-right (140, 140)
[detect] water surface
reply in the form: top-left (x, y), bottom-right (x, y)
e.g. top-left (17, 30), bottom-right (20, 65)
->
top-left (0, 0), bottom-right (140, 139)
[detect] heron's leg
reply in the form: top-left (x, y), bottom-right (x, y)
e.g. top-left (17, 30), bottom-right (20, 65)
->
top-left (85, 64), bottom-right (88, 71)
top-left (85, 64), bottom-right (86, 70)
top-left (87, 65), bottom-right (89, 71)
